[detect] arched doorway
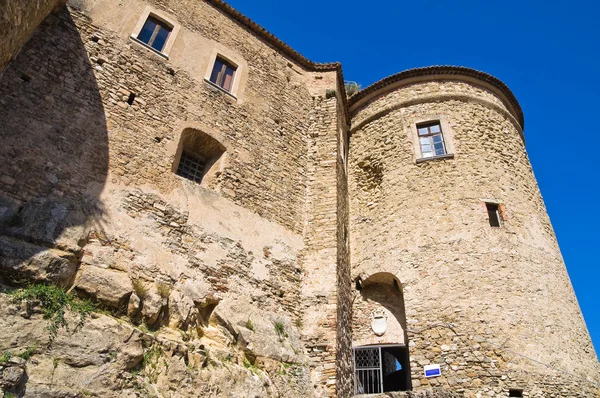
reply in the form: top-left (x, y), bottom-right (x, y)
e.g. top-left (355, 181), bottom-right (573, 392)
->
top-left (352, 272), bottom-right (411, 394)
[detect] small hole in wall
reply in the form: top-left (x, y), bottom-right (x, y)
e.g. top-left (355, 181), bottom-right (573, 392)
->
top-left (508, 389), bottom-right (523, 397)
top-left (355, 278), bottom-right (362, 291)
top-left (90, 34), bottom-right (100, 43)
top-left (96, 58), bottom-right (106, 65)
top-left (486, 202), bottom-right (502, 227)
top-left (154, 137), bottom-right (162, 143)
top-left (20, 73), bottom-right (31, 82)
top-left (127, 92), bottom-right (136, 105)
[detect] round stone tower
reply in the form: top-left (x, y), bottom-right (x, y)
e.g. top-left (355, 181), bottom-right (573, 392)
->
top-left (346, 66), bottom-right (599, 396)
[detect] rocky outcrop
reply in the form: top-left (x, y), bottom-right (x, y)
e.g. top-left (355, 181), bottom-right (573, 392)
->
top-left (0, 288), bottom-right (312, 398)
top-left (0, 236), bottom-right (78, 287)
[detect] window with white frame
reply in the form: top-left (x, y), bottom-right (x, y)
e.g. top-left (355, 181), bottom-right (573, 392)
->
top-left (209, 57), bottom-right (237, 92)
top-left (131, 9), bottom-right (179, 58)
top-left (137, 15), bottom-right (172, 53)
top-left (417, 121), bottom-right (446, 159)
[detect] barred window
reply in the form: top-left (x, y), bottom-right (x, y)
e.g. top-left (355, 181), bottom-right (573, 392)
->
top-left (176, 151), bottom-right (207, 183)
top-left (417, 122), bottom-right (446, 158)
top-left (173, 128), bottom-right (225, 187)
top-left (353, 345), bottom-right (411, 394)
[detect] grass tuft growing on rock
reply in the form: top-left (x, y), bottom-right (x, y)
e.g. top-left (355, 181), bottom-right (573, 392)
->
top-left (273, 321), bottom-right (286, 340)
top-left (0, 351), bottom-right (13, 364)
top-left (9, 284), bottom-right (96, 347)
top-left (131, 280), bottom-right (149, 299)
top-left (245, 317), bottom-right (254, 331)
top-left (17, 346), bottom-right (37, 360)
top-left (156, 283), bottom-right (171, 299)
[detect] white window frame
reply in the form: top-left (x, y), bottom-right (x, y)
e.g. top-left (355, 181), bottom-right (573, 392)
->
top-left (203, 49), bottom-right (244, 98)
top-left (130, 7), bottom-right (180, 59)
top-left (410, 115), bottom-right (455, 163)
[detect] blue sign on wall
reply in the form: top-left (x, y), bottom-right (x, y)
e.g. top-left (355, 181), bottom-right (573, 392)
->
top-left (424, 364), bottom-right (441, 378)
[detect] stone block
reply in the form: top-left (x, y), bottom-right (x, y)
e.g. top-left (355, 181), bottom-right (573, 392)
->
top-left (0, 235), bottom-right (78, 287)
top-left (75, 265), bottom-right (132, 309)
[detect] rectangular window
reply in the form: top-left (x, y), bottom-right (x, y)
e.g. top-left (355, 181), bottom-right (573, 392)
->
top-left (486, 203), bottom-right (502, 227)
top-left (417, 122), bottom-right (446, 159)
top-left (209, 57), bottom-right (236, 92)
top-left (137, 16), bottom-right (172, 52)
top-left (176, 151), bottom-right (207, 183)
top-left (509, 389), bottom-right (524, 397)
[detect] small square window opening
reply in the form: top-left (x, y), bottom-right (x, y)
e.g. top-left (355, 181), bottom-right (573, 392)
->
top-left (508, 389), bottom-right (523, 397)
top-left (210, 57), bottom-right (236, 92)
top-left (176, 151), bottom-right (207, 184)
top-left (486, 203), bottom-right (502, 227)
top-left (137, 16), bottom-right (172, 52)
top-left (417, 122), bottom-right (446, 159)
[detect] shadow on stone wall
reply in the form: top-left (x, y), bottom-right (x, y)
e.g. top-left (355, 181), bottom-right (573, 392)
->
top-left (0, 7), bottom-right (108, 288)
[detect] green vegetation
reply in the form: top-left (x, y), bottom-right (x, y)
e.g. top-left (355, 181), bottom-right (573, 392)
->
top-left (18, 346), bottom-right (37, 360)
top-left (178, 329), bottom-right (190, 342)
top-left (242, 355), bottom-right (260, 375)
top-left (294, 317), bottom-right (303, 329)
top-left (131, 280), bottom-right (149, 299)
top-left (143, 344), bottom-right (163, 383)
top-left (273, 321), bottom-right (286, 340)
top-left (130, 344), bottom-right (164, 382)
top-left (9, 284), bottom-right (96, 347)
top-left (156, 283), bottom-right (171, 299)
top-left (344, 81), bottom-right (362, 97)
top-left (0, 351), bottom-right (13, 364)
top-left (4, 392), bottom-right (16, 398)
top-left (245, 317), bottom-right (254, 331)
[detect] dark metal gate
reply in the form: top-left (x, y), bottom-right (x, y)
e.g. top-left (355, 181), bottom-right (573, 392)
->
top-left (353, 346), bottom-right (383, 394)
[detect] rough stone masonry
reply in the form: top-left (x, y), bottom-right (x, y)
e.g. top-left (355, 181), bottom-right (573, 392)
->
top-left (0, 1), bottom-right (598, 397)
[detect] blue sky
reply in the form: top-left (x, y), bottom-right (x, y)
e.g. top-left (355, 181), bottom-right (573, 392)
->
top-left (226, 0), bottom-right (600, 354)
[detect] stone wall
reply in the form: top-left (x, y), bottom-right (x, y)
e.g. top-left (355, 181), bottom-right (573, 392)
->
top-left (335, 109), bottom-right (353, 396)
top-left (0, 0), bottom-right (66, 73)
top-left (348, 79), bottom-right (600, 396)
top-left (300, 93), bottom-right (342, 396)
top-left (0, 2), bottom-right (341, 397)
top-left (1, 0), bottom-right (598, 397)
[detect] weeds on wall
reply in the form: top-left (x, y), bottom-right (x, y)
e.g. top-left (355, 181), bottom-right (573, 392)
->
top-left (9, 284), bottom-right (96, 347)
top-left (156, 283), bottom-right (172, 299)
top-left (0, 346), bottom-right (38, 364)
top-left (245, 318), bottom-right (254, 331)
top-left (130, 343), bottom-right (164, 384)
top-left (344, 81), bottom-right (362, 97)
top-left (0, 351), bottom-right (12, 364)
top-left (131, 280), bottom-right (149, 299)
top-left (273, 321), bottom-right (287, 341)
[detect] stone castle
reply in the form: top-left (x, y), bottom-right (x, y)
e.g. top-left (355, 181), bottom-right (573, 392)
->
top-left (0, 1), bottom-right (599, 397)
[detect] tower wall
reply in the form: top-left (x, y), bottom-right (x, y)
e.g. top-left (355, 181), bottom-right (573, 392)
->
top-left (0, 2), bottom-right (343, 396)
top-left (348, 76), bottom-right (600, 396)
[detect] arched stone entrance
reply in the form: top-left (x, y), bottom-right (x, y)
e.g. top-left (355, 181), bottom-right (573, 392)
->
top-left (352, 272), bottom-right (411, 394)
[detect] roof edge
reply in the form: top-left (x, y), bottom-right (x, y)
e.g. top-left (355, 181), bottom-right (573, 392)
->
top-left (204, 0), bottom-right (349, 124)
top-left (204, 0), bottom-right (337, 71)
top-left (348, 66), bottom-right (524, 130)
